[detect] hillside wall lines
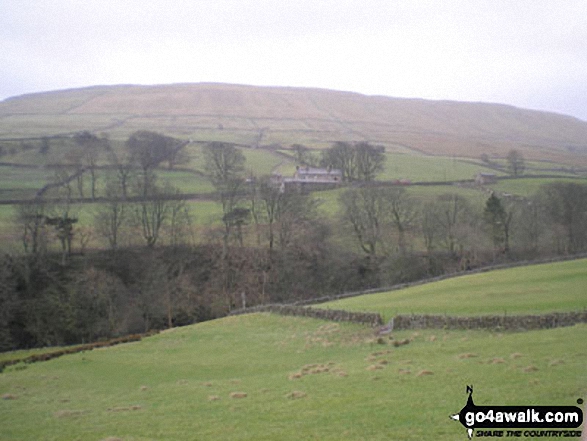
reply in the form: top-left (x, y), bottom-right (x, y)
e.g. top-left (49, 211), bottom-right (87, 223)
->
top-left (230, 305), bottom-right (587, 332)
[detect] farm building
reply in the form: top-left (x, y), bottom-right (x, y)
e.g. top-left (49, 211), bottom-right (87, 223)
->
top-left (272, 166), bottom-right (343, 192)
top-left (475, 172), bottom-right (497, 185)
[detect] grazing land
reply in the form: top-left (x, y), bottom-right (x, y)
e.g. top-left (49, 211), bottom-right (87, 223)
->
top-left (319, 259), bottom-right (587, 319)
top-left (0, 259), bottom-right (585, 440)
top-left (488, 177), bottom-right (587, 197)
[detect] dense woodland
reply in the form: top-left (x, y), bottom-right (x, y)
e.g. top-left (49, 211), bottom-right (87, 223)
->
top-left (0, 131), bottom-right (586, 351)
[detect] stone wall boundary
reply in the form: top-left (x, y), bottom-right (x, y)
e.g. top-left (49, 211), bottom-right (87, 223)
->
top-left (288, 253), bottom-right (587, 308)
top-left (393, 311), bottom-right (587, 331)
top-left (230, 305), bottom-right (383, 327)
top-left (231, 305), bottom-right (587, 333)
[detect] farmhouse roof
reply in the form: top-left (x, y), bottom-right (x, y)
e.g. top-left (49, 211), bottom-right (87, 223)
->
top-left (296, 166), bottom-right (342, 175)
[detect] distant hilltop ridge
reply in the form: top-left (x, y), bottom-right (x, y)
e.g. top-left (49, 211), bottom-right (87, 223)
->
top-left (1, 83), bottom-right (587, 164)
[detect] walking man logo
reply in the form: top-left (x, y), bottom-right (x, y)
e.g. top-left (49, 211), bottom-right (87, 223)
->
top-left (450, 385), bottom-right (583, 440)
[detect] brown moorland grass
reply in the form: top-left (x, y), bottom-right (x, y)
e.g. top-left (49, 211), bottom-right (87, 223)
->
top-left (2, 83), bottom-right (587, 164)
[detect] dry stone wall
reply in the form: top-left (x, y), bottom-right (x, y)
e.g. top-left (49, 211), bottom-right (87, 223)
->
top-left (232, 305), bottom-right (587, 333)
top-left (393, 311), bottom-right (587, 331)
top-left (230, 305), bottom-right (384, 327)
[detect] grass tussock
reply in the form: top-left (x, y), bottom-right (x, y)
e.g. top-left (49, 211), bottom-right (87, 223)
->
top-left (285, 391), bottom-right (307, 399)
top-left (54, 409), bottom-right (90, 418)
top-left (290, 362), bottom-right (345, 380)
top-left (458, 353), bottom-right (478, 359)
top-left (366, 365), bottom-right (383, 371)
top-left (229, 392), bottom-right (247, 399)
top-left (107, 405), bottom-right (142, 412)
top-left (416, 370), bottom-right (434, 376)
top-left (393, 338), bottom-right (411, 347)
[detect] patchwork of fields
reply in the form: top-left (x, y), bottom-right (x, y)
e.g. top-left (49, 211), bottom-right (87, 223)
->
top-left (1, 135), bottom-right (584, 252)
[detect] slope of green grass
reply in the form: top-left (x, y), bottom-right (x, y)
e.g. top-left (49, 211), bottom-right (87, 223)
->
top-left (156, 170), bottom-right (215, 194)
top-left (241, 149), bottom-right (290, 176)
top-left (489, 177), bottom-right (587, 197)
top-left (1, 261), bottom-right (586, 440)
top-left (319, 259), bottom-right (587, 320)
top-left (379, 154), bottom-right (505, 183)
top-left (0, 313), bottom-right (585, 441)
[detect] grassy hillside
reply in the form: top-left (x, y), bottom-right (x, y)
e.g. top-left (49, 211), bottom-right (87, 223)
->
top-left (319, 259), bottom-right (587, 320)
top-left (2, 83), bottom-right (587, 164)
top-left (1, 315), bottom-right (585, 441)
top-left (0, 261), bottom-right (585, 440)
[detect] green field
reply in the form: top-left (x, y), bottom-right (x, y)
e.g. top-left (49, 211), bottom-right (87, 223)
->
top-left (379, 154), bottom-right (504, 183)
top-left (0, 261), bottom-right (585, 440)
top-left (319, 259), bottom-right (587, 320)
top-left (489, 177), bottom-right (587, 197)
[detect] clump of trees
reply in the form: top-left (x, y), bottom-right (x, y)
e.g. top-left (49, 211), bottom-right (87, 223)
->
top-left (321, 141), bottom-right (386, 181)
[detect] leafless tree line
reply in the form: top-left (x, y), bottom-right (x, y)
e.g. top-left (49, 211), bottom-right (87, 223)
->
top-left (2, 132), bottom-right (586, 351)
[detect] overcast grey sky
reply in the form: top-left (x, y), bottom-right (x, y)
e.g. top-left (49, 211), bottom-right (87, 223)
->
top-left (1, 1), bottom-right (586, 120)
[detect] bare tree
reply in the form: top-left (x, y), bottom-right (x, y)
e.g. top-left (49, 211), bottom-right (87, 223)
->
top-left (507, 149), bottom-right (525, 177)
top-left (339, 186), bottom-right (391, 257)
top-left (203, 142), bottom-right (245, 185)
top-left (131, 178), bottom-right (176, 248)
top-left (249, 177), bottom-right (281, 252)
top-left (167, 197), bottom-right (194, 247)
top-left (292, 144), bottom-right (310, 165)
top-left (436, 193), bottom-right (472, 256)
top-left (483, 193), bottom-right (515, 254)
top-left (538, 182), bottom-right (587, 253)
top-left (355, 142), bottom-right (385, 182)
top-left (420, 201), bottom-right (442, 255)
top-left (126, 131), bottom-right (178, 173)
top-left (16, 199), bottom-right (49, 254)
top-left (45, 215), bottom-right (77, 265)
top-left (106, 146), bottom-right (134, 199)
top-left (516, 196), bottom-right (545, 254)
top-left (276, 190), bottom-right (319, 251)
top-left (95, 181), bottom-right (127, 250)
top-left (322, 141), bottom-right (385, 182)
top-left (203, 142), bottom-right (247, 254)
top-left (387, 187), bottom-right (418, 254)
top-left (321, 141), bottom-right (357, 182)
top-left (73, 131), bottom-right (107, 200)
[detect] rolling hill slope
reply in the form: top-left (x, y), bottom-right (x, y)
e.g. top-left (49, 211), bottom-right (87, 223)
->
top-left (0, 260), bottom-right (585, 440)
top-left (1, 83), bottom-right (587, 164)
top-left (318, 258), bottom-right (587, 319)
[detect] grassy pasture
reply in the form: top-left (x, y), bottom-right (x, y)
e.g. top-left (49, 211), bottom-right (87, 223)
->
top-left (1, 260), bottom-right (586, 440)
top-left (319, 259), bottom-right (587, 320)
top-left (156, 170), bottom-right (215, 194)
top-left (489, 177), bottom-right (587, 197)
top-left (0, 314), bottom-right (585, 441)
top-left (379, 154), bottom-right (505, 183)
top-left (241, 148), bottom-right (290, 176)
top-left (0, 166), bottom-right (55, 201)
